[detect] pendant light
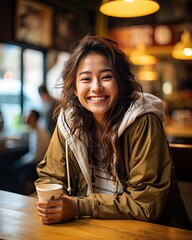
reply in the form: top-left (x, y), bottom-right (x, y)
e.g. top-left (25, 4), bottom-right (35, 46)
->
top-left (137, 65), bottom-right (159, 81)
top-left (99, 0), bottom-right (160, 18)
top-left (129, 44), bottom-right (157, 65)
top-left (171, 30), bottom-right (192, 60)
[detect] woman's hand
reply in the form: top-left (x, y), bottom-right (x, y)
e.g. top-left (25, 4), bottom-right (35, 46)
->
top-left (36, 193), bottom-right (77, 224)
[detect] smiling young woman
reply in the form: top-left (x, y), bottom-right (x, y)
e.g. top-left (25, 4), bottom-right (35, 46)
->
top-left (35, 35), bottom-right (191, 230)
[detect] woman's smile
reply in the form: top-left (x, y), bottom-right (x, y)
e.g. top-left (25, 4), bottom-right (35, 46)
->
top-left (87, 95), bottom-right (109, 102)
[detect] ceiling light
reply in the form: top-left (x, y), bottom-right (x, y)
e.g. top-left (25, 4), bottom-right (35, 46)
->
top-left (129, 44), bottom-right (157, 65)
top-left (137, 66), bottom-right (159, 81)
top-left (99, 0), bottom-right (160, 18)
top-left (171, 30), bottom-right (192, 60)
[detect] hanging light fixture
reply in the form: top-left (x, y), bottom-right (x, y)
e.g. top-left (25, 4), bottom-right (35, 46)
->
top-left (99, 0), bottom-right (160, 18)
top-left (129, 44), bottom-right (157, 65)
top-left (137, 65), bottom-right (159, 81)
top-left (171, 30), bottom-right (192, 60)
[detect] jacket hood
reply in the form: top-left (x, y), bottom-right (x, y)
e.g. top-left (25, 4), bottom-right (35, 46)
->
top-left (118, 92), bottom-right (165, 137)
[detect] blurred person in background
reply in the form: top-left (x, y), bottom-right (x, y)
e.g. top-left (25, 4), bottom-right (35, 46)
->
top-left (11, 109), bottom-right (50, 195)
top-left (38, 84), bottom-right (57, 135)
top-left (0, 107), bottom-right (4, 131)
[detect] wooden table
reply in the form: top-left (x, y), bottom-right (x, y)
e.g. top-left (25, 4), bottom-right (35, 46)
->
top-left (0, 190), bottom-right (192, 240)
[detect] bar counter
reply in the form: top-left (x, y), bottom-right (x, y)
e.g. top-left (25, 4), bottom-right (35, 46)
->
top-left (164, 118), bottom-right (192, 139)
top-left (0, 190), bottom-right (191, 240)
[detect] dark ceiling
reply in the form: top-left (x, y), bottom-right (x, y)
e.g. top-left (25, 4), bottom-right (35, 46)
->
top-left (58, 0), bottom-right (192, 23)
top-left (49, 0), bottom-right (192, 29)
top-left (40, 0), bottom-right (192, 43)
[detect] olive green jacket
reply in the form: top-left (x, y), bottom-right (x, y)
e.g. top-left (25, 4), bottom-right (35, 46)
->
top-left (35, 94), bottom-right (191, 229)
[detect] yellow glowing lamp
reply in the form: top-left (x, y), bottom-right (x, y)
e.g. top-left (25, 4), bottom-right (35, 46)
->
top-left (100, 0), bottom-right (160, 18)
top-left (172, 30), bottom-right (192, 60)
top-left (129, 44), bottom-right (157, 65)
top-left (137, 65), bottom-right (159, 81)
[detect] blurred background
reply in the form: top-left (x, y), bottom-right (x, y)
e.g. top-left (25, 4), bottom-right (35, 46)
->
top-left (0, 0), bottom-right (191, 218)
top-left (0, 0), bottom-right (191, 135)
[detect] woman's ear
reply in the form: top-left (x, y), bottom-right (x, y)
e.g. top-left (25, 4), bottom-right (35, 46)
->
top-left (74, 90), bottom-right (77, 96)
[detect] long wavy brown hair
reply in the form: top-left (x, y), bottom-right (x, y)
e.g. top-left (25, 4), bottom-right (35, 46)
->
top-left (58, 35), bottom-right (142, 178)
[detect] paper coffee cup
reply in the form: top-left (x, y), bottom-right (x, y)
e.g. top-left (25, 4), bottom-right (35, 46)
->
top-left (36, 183), bottom-right (63, 201)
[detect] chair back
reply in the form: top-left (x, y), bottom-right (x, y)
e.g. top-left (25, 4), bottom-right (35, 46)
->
top-left (169, 143), bottom-right (192, 182)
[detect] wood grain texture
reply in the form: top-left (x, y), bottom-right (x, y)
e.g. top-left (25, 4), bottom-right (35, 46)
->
top-left (0, 190), bottom-right (192, 240)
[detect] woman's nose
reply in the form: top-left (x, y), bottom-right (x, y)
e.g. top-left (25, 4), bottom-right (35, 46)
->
top-left (91, 79), bottom-right (103, 92)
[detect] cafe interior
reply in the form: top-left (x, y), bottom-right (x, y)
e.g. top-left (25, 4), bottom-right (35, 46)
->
top-left (0, 0), bottom-right (192, 228)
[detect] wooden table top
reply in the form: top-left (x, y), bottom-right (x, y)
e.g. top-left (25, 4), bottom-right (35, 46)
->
top-left (0, 190), bottom-right (192, 240)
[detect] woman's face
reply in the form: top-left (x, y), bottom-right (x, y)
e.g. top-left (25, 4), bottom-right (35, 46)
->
top-left (75, 52), bottom-right (119, 124)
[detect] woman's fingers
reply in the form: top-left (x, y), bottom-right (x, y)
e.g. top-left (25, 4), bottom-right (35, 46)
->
top-left (36, 196), bottom-right (77, 224)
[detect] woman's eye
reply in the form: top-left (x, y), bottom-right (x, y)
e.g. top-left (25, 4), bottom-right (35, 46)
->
top-left (81, 77), bottom-right (90, 82)
top-left (102, 75), bottom-right (113, 80)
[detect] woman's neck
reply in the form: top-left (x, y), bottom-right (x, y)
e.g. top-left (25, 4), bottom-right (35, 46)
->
top-left (94, 122), bottom-right (105, 142)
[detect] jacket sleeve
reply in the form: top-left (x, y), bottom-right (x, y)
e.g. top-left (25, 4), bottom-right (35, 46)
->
top-left (35, 125), bottom-right (85, 195)
top-left (76, 113), bottom-right (172, 222)
top-left (35, 125), bottom-right (69, 193)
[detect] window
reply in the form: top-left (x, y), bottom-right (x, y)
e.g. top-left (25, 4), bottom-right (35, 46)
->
top-left (0, 43), bottom-right (44, 135)
top-left (0, 43), bottom-right (21, 133)
top-left (23, 49), bottom-right (44, 111)
top-left (46, 51), bottom-right (69, 99)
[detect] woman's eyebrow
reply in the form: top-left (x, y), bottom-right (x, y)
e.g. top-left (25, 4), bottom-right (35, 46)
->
top-left (79, 71), bottom-right (91, 76)
top-left (100, 68), bottom-right (113, 73)
top-left (79, 68), bottom-right (113, 76)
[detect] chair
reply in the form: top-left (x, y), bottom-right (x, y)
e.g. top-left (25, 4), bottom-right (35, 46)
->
top-left (169, 143), bottom-right (192, 182)
top-left (169, 143), bottom-right (192, 222)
